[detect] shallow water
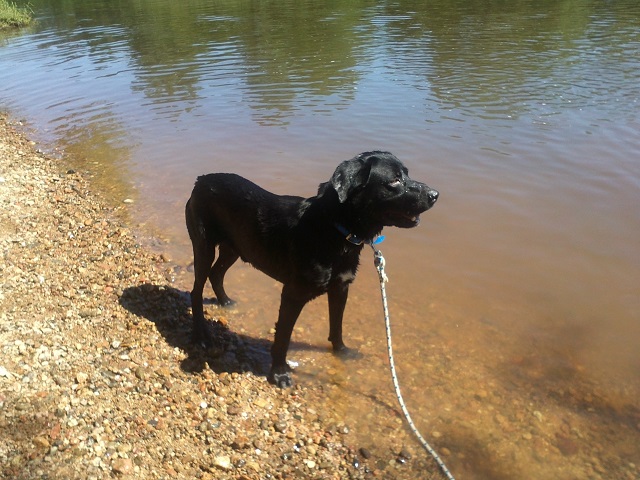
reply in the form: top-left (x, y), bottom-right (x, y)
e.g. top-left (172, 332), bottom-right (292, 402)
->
top-left (1, 0), bottom-right (639, 478)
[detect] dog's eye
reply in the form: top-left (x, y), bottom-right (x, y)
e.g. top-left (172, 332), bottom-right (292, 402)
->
top-left (389, 179), bottom-right (403, 188)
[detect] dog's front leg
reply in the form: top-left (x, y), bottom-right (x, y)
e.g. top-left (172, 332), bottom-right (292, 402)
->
top-left (328, 283), bottom-right (361, 359)
top-left (327, 282), bottom-right (348, 351)
top-left (269, 286), bottom-right (306, 388)
top-left (327, 283), bottom-right (349, 352)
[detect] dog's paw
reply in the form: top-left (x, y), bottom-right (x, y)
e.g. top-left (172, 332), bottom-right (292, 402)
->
top-left (332, 344), bottom-right (363, 360)
top-left (192, 330), bottom-right (213, 349)
top-left (217, 297), bottom-right (236, 308)
top-left (268, 365), bottom-right (294, 388)
top-left (193, 337), bottom-right (226, 358)
top-left (192, 324), bottom-right (215, 348)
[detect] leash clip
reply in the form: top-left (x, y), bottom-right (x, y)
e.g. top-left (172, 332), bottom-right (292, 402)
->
top-left (371, 245), bottom-right (389, 283)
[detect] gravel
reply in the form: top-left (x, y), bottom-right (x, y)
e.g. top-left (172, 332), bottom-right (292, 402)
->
top-left (0, 113), bottom-right (445, 479)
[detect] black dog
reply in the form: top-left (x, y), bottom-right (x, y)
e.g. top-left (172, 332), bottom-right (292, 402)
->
top-left (185, 151), bottom-right (438, 387)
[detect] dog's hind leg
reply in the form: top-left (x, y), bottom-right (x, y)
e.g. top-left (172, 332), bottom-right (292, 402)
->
top-left (190, 239), bottom-right (216, 348)
top-left (209, 243), bottom-right (239, 306)
top-left (186, 199), bottom-right (216, 348)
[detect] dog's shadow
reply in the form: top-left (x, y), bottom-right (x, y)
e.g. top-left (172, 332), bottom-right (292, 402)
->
top-left (119, 283), bottom-right (276, 377)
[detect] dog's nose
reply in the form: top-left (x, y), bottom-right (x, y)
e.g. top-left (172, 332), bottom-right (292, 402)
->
top-left (428, 189), bottom-right (439, 203)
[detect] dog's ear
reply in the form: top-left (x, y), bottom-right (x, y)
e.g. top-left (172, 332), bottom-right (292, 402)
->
top-left (329, 157), bottom-right (371, 203)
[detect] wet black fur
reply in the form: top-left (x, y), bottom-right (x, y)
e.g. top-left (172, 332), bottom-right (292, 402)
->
top-left (185, 151), bottom-right (438, 387)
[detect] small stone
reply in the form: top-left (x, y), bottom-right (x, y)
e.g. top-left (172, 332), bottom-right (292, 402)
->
top-left (253, 397), bottom-right (268, 408)
top-left (274, 422), bottom-right (287, 433)
top-left (112, 458), bottom-right (134, 475)
top-left (474, 390), bottom-right (488, 399)
top-left (33, 436), bottom-right (50, 449)
top-left (213, 455), bottom-right (232, 471)
top-left (231, 435), bottom-right (250, 450)
top-left (359, 447), bottom-right (372, 459)
top-left (226, 405), bottom-right (242, 416)
top-left (134, 367), bottom-right (146, 380)
top-left (215, 386), bottom-right (230, 397)
top-left (76, 372), bottom-right (88, 384)
top-left (592, 459), bottom-right (606, 474)
top-left (556, 435), bottom-right (579, 456)
top-left (398, 447), bottom-right (412, 461)
top-left (319, 461), bottom-right (333, 469)
top-left (117, 443), bottom-right (132, 454)
top-left (165, 465), bottom-right (178, 476)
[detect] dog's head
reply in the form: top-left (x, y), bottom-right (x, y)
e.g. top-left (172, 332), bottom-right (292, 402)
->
top-left (321, 151), bottom-right (438, 233)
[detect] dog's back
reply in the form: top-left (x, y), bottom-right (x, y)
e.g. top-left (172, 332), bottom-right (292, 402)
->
top-left (186, 173), bottom-right (309, 282)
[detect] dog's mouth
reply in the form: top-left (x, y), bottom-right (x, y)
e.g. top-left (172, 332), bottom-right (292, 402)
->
top-left (388, 211), bottom-right (422, 228)
top-left (410, 215), bottom-right (422, 227)
top-left (404, 213), bottom-right (421, 225)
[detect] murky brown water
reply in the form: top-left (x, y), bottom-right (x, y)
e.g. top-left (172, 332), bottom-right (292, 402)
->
top-left (2, 0), bottom-right (639, 478)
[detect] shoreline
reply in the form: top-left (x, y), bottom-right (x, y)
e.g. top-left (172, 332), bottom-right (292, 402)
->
top-left (0, 113), bottom-right (441, 479)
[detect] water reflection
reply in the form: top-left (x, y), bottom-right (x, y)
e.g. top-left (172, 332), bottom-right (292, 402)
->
top-left (5, 0), bottom-right (638, 129)
top-left (54, 105), bottom-right (136, 201)
top-left (1, 0), bottom-right (639, 478)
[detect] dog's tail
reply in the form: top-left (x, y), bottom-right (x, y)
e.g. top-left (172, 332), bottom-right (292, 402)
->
top-left (185, 195), bottom-right (201, 243)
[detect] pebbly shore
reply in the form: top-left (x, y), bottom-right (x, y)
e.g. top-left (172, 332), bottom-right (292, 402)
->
top-left (0, 113), bottom-right (443, 480)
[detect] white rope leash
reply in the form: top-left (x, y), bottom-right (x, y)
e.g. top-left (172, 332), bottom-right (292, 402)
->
top-left (371, 244), bottom-right (456, 480)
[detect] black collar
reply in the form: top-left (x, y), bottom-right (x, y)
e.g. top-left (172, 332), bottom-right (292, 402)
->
top-left (334, 223), bottom-right (384, 246)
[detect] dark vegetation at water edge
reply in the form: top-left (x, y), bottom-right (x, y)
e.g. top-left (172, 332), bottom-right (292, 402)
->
top-left (0, 0), bottom-right (33, 29)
